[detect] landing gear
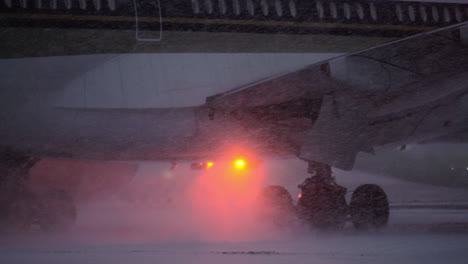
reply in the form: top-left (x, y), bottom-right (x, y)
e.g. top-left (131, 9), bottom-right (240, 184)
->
top-left (296, 162), bottom-right (347, 230)
top-left (350, 184), bottom-right (389, 230)
top-left (297, 184), bottom-right (347, 230)
top-left (292, 161), bottom-right (389, 231)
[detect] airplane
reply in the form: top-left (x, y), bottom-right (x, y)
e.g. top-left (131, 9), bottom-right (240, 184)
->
top-left (1, 0), bottom-right (468, 231)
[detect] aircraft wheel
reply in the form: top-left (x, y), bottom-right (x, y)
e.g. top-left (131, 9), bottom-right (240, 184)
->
top-left (257, 185), bottom-right (296, 228)
top-left (39, 190), bottom-right (77, 232)
top-left (350, 184), bottom-right (389, 230)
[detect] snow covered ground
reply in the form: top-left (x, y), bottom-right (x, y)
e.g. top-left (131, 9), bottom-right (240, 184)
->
top-left (1, 160), bottom-right (468, 264)
top-left (1, 229), bottom-right (468, 264)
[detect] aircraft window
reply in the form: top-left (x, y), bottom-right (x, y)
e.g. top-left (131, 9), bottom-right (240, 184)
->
top-left (93, 0), bottom-right (101, 10)
top-left (79, 0), bottom-right (86, 10)
top-left (355, 3), bottom-right (364, 20)
top-left (455, 6), bottom-right (462, 22)
top-left (218, 0), bottom-right (226, 14)
top-left (316, 1), bottom-right (324, 19)
top-left (330, 2), bottom-right (337, 19)
top-left (205, 0), bottom-right (213, 14)
top-left (432, 6), bottom-right (439, 22)
top-left (396, 4), bottom-right (404, 22)
top-left (35, 0), bottom-right (42, 9)
top-left (50, 0), bottom-right (57, 9)
top-left (419, 6), bottom-right (428, 22)
top-left (233, 0), bottom-right (240, 15)
top-left (370, 2), bottom-right (377, 21)
top-left (20, 0), bottom-right (27, 8)
top-left (443, 7), bottom-right (451, 22)
top-left (4, 0), bottom-right (11, 8)
top-left (192, 0), bottom-right (200, 14)
top-left (275, 0), bottom-right (283, 17)
top-left (261, 0), bottom-right (269, 16)
top-left (289, 0), bottom-right (297, 18)
top-left (408, 6), bottom-right (416, 22)
top-left (247, 0), bottom-right (255, 16)
top-left (343, 3), bottom-right (351, 19)
top-left (108, 0), bottom-right (115, 10)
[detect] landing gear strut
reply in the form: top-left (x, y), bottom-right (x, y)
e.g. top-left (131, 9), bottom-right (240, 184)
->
top-left (296, 162), bottom-right (347, 230)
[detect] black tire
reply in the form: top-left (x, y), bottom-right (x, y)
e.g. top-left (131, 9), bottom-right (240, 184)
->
top-left (39, 190), bottom-right (76, 232)
top-left (350, 184), bottom-right (389, 230)
top-left (257, 185), bottom-right (296, 228)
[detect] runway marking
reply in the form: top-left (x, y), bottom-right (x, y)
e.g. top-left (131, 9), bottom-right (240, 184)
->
top-left (0, 13), bottom-right (437, 32)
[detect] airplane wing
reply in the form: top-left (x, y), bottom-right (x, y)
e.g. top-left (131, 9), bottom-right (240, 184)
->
top-left (205, 22), bottom-right (468, 169)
